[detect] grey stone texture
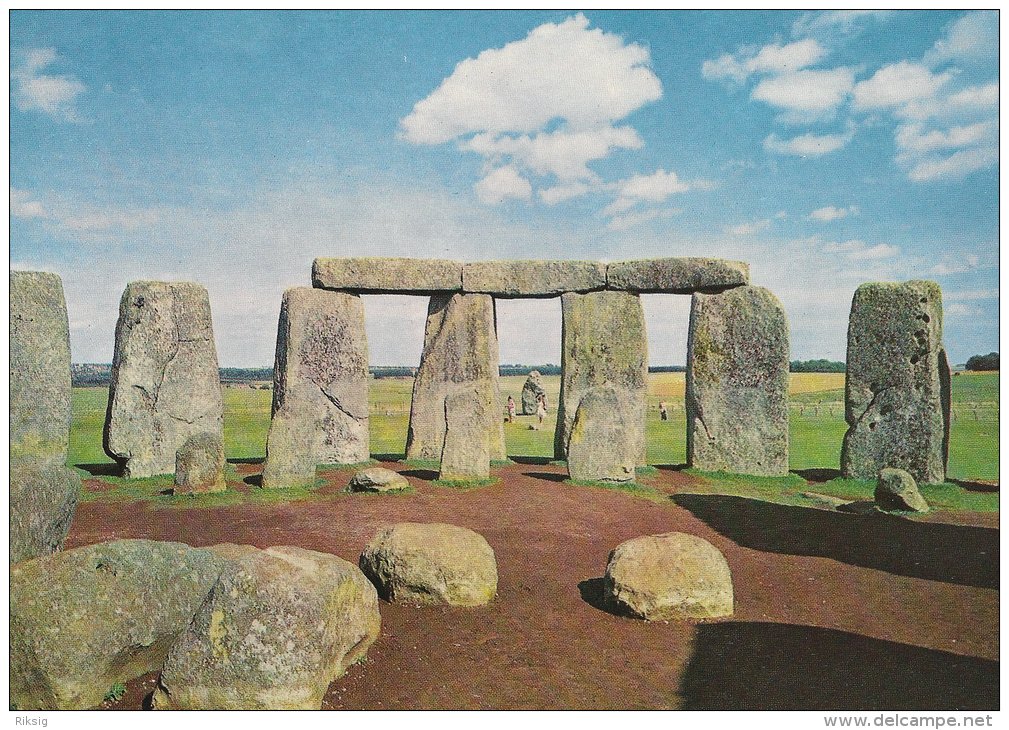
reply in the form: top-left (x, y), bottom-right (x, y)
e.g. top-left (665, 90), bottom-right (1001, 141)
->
top-left (405, 293), bottom-right (505, 463)
top-left (262, 288), bottom-right (369, 489)
top-left (567, 387), bottom-right (637, 483)
top-left (875, 467), bottom-right (929, 513)
top-left (104, 281), bottom-right (223, 478)
top-left (521, 370), bottom-right (545, 415)
top-left (359, 523), bottom-right (498, 607)
top-left (554, 291), bottom-right (647, 462)
top-left (841, 281), bottom-right (950, 484)
top-left (686, 285), bottom-right (790, 476)
top-left (606, 257), bottom-right (750, 294)
top-left (462, 260), bottom-right (606, 297)
top-left (10, 271), bottom-right (79, 564)
top-left (603, 532), bottom-right (734, 621)
top-left (174, 432), bottom-right (226, 494)
top-left (439, 389), bottom-right (492, 481)
top-left (313, 257), bottom-right (462, 294)
top-left (10, 540), bottom-right (224, 710)
top-left (348, 467), bottom-right (410, 493)
top-left (153, 544), bottom-right (381, 710)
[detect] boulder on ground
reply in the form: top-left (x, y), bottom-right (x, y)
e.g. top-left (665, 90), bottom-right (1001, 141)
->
top-left (359, 523), bottom-right (497, 607)
top-left (555, 291), bottom-right (647, 463)
top-left (10, 462), bottom-right (81, 565)
top-left (875, 468), bottom-right (929, 513)
top-left (174, 432), bottom-right (226, 494)
top-left (686, 285), bottom-right (790, 476)
top-left (10, 540), bottom-right (224, 710)
top-left (405, 293), bottom-right (505, 463)
top-left (606, 258), bottom-right (749, 294)
top-left (462, 260), bottom-right (606, 297)
top-left (104, 281), bottom-right (223, 478)
top-left (153, 544), bottom-right (381, 711)
top-left (349, 467), bottom-right (410, 493)
top-left (262, 288), bottom-right (370, 488)
top-left (603, 532), bottom-right (734, 621)
top-left (842, 281), bottom-right (949, 484)
top-left (313, 257), bottom-right (462, 293)
top-left (521, 370), bottom-right (545, 415)
top-left (567, 387), bottom-right (636, 483)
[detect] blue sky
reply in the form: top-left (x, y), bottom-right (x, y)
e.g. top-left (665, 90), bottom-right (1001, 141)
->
top-left (10, 10), bottom-right (999, 366)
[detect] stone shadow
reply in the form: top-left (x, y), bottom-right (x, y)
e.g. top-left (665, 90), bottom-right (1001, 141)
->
top-left (951, 478), bottom-right (1000, 494)
top-left (576, 577), bottom-right (611, 613)
top-left (509, 455), bottom-right (555, 466)
top-left (793, 467), bottom-right (842, 482)
top-left (242, 474), bottom-right (263, 487)
top-left (372, 453), bottom-right (406, 463)
top-left (524, 472), bottom-right (568, 483)
top-left (399, 469), bottom-right (438, 481)
top-left (75, 462), bottom-right (121, 477)
top-left (226, 457), bottom-right (264, 465)
top-left (679, 621), bottom-right (999, 710)
top-left (672, 494), bottom-right (998, 589)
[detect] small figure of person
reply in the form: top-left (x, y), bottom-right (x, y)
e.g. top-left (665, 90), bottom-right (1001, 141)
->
top-left (536, 392), bottom-right (547, 429)
top-left (507, 395), bottom-right (516, 423)
top-left (659, 401), bottom-right (668, 421)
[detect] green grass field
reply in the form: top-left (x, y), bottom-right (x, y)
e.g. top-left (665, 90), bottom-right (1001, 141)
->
top-left (70, 372), bottom-right (999, 485)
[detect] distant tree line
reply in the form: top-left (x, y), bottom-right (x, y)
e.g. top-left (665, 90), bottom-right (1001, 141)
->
top-left (965, 352), bottom-right (999, 371)
top-left (790, 359), bottom-right (846, 373)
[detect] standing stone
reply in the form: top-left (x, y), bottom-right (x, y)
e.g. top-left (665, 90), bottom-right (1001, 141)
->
top-left (567, 387), bottom-right (636, 483)
top-left (439, 389), bottom-right (491, 481)
top-left (842, 281), bottom-right (949, 484)
top-left (686, 286), bottom-right (789, 476)
top-left (174, 432), bottom-right (226, 494)
top-left (10, 271), bottom-right (79, 564)
top-left (520, 370), bottom-right (545, 415)
top-left (554, 291), bottom-right (647, 463)
top-left (262, 288), bottom-right (369, 489)
top-left (406, 293), bottom-right (505, 463)
top-left (104, 282), bottom-right (223, 478)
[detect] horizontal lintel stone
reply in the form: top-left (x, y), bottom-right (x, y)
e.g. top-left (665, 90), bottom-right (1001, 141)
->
top-left (313, 257), bottom-right (462, 294)
top-left (462, 260), bottom-right (606, 298)
top-left (606, 258), bottom-right (749, 294)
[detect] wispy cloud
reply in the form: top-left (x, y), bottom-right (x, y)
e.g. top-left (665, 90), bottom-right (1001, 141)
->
top-left (791, 10), bottom-right (892, 40)
top-left (10, 187), bottom-right (162, 234)
top-left (751, 67), bottom-right (854, 122)
top-left (809, 205), bottom-right (858, 222)
top-left (724, 218), bottom-right (771, 236)
top-left (822, 238), bottom-right (899, 261)
top-left (702, 39), bottom-right (826, 84)
top-left (764, 129), bottom-right (853, 157)
top-left (11, 48), bottom-right (86, 122)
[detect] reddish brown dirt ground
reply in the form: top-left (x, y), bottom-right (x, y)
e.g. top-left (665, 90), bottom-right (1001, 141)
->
top-left (67, 461), bottom-right (999, 711)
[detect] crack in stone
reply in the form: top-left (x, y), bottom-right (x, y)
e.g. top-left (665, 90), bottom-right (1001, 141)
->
top-left (317, 383), bottom-right (365, 423)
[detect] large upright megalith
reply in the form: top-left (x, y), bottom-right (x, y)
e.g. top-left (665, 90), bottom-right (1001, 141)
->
top-left (521, 370), bottom-right (545, 415)
top-left (841, 281), bottom-right (949, 484)
top-left (686, 286), bottom-right (789, 476)
top-left (10, 271), bottom-right (80, 564)
top-left (406, 293), bottom-right (505, 465)
top-left (554, 291), bottom-right (647, 462)
top-left (567, 387), bottom-right (636, 483)
top-left (104, 281), bottom-right (223, 478)
top-left (262, 288), bottom-right (370, 489)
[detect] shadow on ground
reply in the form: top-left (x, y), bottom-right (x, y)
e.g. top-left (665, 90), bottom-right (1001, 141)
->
top-left (524, 472), bottom-right (568, 483)
top-left (226, 457), bottom-right (264, 465)
top-left (792, 467), bottom-right (841, 482)
top-left (399, 469), bottom-right (438, 481)
top-left (75, 462), bottom-right (120, 477)
top-left (680, 621), bottom-right (999, 710)
top-left (673, 494), bottom-right (998, 588)
top-left (952, 478), bottom-right (1000, 493)
top-left (508, 455), bottom-right (555, 466)
top-left (576, 578), bottom-right (610, 613)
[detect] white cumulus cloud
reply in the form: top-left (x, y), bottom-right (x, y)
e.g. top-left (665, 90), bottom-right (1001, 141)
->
top-left (925, 11), bottom-right (998, 68)
top-left (852, 62), bottom-right (951, 110)
top-left (701, 39), bottom-right (826, 84)
top-left (751, 68), bottom-right (854, 120)
top-left (473, 165), bottom-right (532, 205)
top-left (764, 130), bottom-right (853, 157)
top-left (809, 205), bottom-right (858, 222)
top-left (907, 147), bottom-right (998, 183)
top-left (12, 48), bottom-right (86, 122)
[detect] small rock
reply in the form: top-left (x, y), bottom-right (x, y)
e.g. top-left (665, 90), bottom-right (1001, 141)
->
top-left (603, 532), bottom-right (734, 621)
top-left (174, 432), bottom-right (226, 494)
top-left (348, 467), bottom-right (410, 493)
top-left (359, 523), bottom-right (497, 607)
top-left (875, 468), bottom-right (929, 513)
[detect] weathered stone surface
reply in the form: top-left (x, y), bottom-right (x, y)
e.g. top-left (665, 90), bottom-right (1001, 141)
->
top-left (406, 293), bottom-right (505, 462)
top-left (10, 271), bottom-right (79, 564)
top-left (348, 467), bottom-right (410, 493)
top-left (554, 291), bottom-right (647, 462)
top-left (359, 523), bottom-right (497, 606)
top-left (686, 286), bottom-right (790, 476)
top-left (104, 281), bottom-right (223, 478)
top-left (262, 288), bottom-right (369, 488)
top-left (567, 387), bottom-right (636, 483)
top-left (174, 432), bottom-right (226, 494)
top-left (10, 462), bottom-right (81, 565)
top-left (842, 281), bottom-right (949, 484)
top-left (521, 370), bottom-right (545, 415)
top-left (606, 258), bottom-right (750, 294)
top-left (462, 260), bottom-right (606, 297)
top-left (10, 540), bottom-right (223, 710)
top-left (875, 468), bottom-right (929, 513)
top-left (313, 257), bottom-right (462, 294)
top-left (439, 389), bottom-right (492, 481)
top-left (603, 532), bottom-right (734, 621)
top-left (10, 271), bottom-right (72, 464)
top-left (153, 544), bottom-right (380, 710)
